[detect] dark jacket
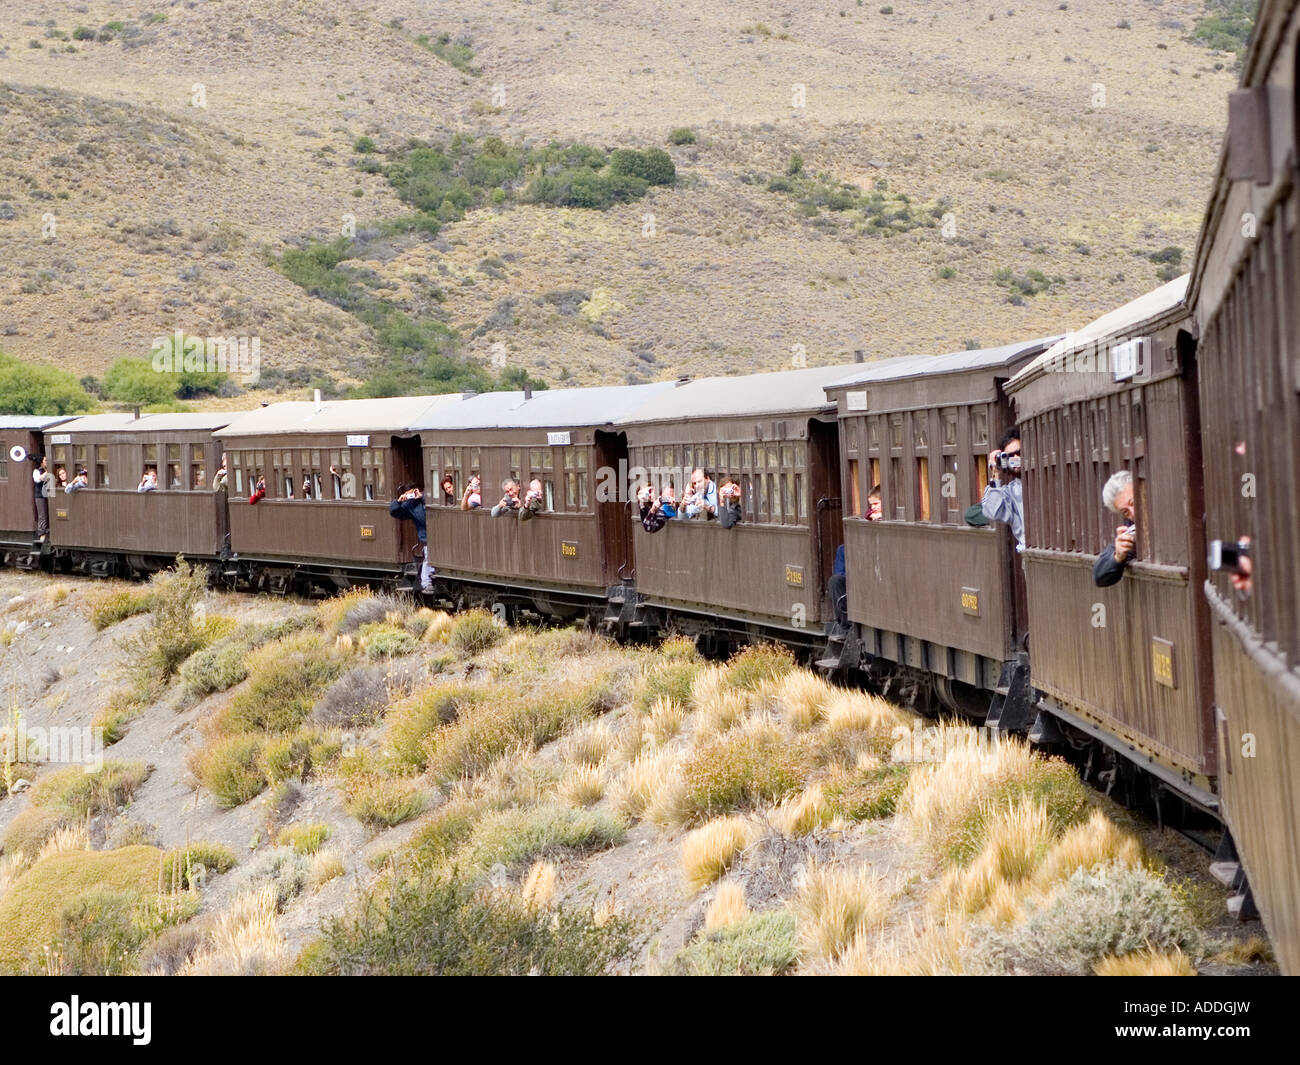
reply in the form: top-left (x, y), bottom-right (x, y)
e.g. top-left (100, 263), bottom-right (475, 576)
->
top-left (1093, 544), bottom-right (1130, 587)
top-left (833, 544), bottom-right (846, 578)
top-left (718, 500), bottom-right (741, 528)
top-left (388, 497), bottom-right (428, 544)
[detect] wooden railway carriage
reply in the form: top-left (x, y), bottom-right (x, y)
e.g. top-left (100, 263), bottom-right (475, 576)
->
top-left (825, 340), bottom-right (1052, 712)
top-left (46, 413), bottom-right (234, 574)
top-left (614, 365), bottom-right (857, 647)
top-left (214, 395), bottom-right (464, 589)
top-left (1185, 0), bottom-right (1300, 973)
top-left (411, 383), bottom-right (675, 619)
top-left (0, 416), bottom-right (72, 557)
top-left (1007, 281), bottom-right (1220, 812)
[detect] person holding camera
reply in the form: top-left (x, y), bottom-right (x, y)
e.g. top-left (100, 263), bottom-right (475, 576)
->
top-left (31, 455), bottom-right (53, 540)
top-left (981, 428), bottom-right (1025, 552)
top-left (1094, 470), bottom-right (1137, 587)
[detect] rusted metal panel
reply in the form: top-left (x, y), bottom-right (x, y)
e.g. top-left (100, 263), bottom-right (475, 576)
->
top-left (844, 519), bottom-right (1013, 662)
top-left (634, 520), bottom-right (821, 626)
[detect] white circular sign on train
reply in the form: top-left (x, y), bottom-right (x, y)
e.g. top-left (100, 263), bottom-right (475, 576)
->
top-left (9, 445), bottom-right (27, 463)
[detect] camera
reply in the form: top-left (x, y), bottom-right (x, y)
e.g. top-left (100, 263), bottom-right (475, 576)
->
top-left (1208, 538), bottom-right (1250, 574)
top-left (994, 451), bottom-right (1022, 471)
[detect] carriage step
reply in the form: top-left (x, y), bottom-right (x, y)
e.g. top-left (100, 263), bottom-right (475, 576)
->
top-left (814, 657), bottom-right (842, 671)
top-left (1209, 861), bottom-right (1241, 888)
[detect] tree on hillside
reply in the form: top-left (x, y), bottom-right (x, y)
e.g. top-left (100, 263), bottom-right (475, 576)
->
top-left (103, 358), bottom-right (176, 406)
top-left (0, 352), bottom-right (95, 415)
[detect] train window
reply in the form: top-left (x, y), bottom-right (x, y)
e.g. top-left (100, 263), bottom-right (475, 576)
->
top-left (767, 444), bottom-right (779, 469)
top-left (510, 449), bottom-right (521, 477)
top-left (975, 453), bottom-right (988, 498)
top-left (52, 444), bottom-right (67, 471)
top-left (781, 444), bottom-right (793, 469)
top-left (867, 418), bottom-right (880, 452)
top-left (232, 452), bottom-right (242, 495)
top-left (757, 472), bottom-right (767, 521)
top-left (96, 445), bottom-right (110, 488)
top-left (781, 471), bottom-right (793, 524)
top-left (0, 446), bottom-right (7, 481)
top-left (890, 457), bottom-right (904, 519)
top-left (913, 416), bottom-right (928, 450)
top-left (942, 455), bottom-right (960, 521)
top-left (972, 407), bottom-right (988, 448)
top-left (916, 458), bottom-right (931, 522)
top-left (767, 472), bottom-right (778, 522)
top-left (741, 473), bottom-right (754, 521)
top-left (729, 444), bottom-right (740, 470)
top-left (73, 444), bottom-right (87, 476)
top-left (942, 409), bottom-right (957, 448)
top-left (166, 444), bottom-right (182, 490)
top-left (191, 449), bottom-right (205, 490)
top-left (143, 444), bottom-right (158, 469)
top-left (796, 472), bottom-right (807, 522)
top-left (890, 416), bottom-right (903, 451)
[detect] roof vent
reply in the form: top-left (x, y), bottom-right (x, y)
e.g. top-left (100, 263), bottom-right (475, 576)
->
top-left (461, 390), bottom-right (478, 399)
top-left (676, 375), bottom-right (691, 387)
top-left (313, 389), bottom-right (323, 413)
top-left (523, 385), bottom-right (533, 401)
top-left (854, 349), bottom-right (864, 363)
top-left (132, 405), bottom-right (141, 420)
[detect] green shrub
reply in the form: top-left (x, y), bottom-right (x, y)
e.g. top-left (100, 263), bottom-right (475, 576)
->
top-left (1191, 1), bottom-right (1255, 62)
top-left (608, 147), bottom-right (676, 186)
top-left (825, 762), bottom-right (913, 821)
top-left (216, 631), bottom-right (346, 735)
top-left (307, 869), bottom-right (636, 975)
top-left (978, 862), bottom-right (1203, 975)
top-left (260, 731), bottom-right (316, 784)
top-left (276, 823), bottom-right (331, 855)
top-left (636, 659), bottom-right (701, 711)
top-left (668, 127), bottom-right (696, 145)
top-left (194, 734), bottom-right (267, 807)
top-left (463, 804), bottom-right (626, 871)
top-left (385, 682), bottom-right (479, 771)
top-left (680, 728), bottom-right (810, 820)
top-left (161, 842), bottom-right (237, 890)
top-left (353, 135), bottom-right (377, 154)
top-left (671, 910), bottom-right (798, 975)
top-left (447, 608), bottom-right (503, 655)
top-left (344, 775), bottom-right (427, 828)
top-left (40, 885), bottom-right (195, 976)
top-left (120, 559), bottom-right (209, 678)
top-left (407, 798), bottom-right (483, 865)
top-left (28, 761), bottom-right (151, 819)
top-left (360, 622), bottom-right (418, 658)
top-left (180, 627), bottom-right (256, 697)
top-left (86, 587), bottom-right (150, 630)
top-left (725, 643), bottom-right (795, 692)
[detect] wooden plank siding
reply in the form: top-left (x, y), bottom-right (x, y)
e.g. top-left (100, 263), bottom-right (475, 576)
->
top-left (425, 509), bottom-right (606, 592)
top-left (56, 489), bottom-right (229, 558)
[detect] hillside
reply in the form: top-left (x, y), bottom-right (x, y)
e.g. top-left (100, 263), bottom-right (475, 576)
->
top-left (0, 571), bottom-right (1276, 975)
top-left (0, 0), bottom-right (1242, 394)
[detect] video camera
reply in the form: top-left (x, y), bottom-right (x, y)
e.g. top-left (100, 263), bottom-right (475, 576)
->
top-left (994, 451), bottom-right (1022, 472)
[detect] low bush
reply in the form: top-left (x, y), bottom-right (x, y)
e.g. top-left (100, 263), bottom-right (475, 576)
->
top-left (27, 761), bottom-right (150, 819)
top-left (635, 659), bottom-right (701, 711)
top-left (725, 643), bottom-right (795, 691)
top-left (407, 796), bottom-right (488, 865)
top-left (681, 815), bottom-right (755, 890)
top-left (161, 842), bottom-right (237, 890)
top-left (307, 869), bottom-right (636, 975)
top-left (385, 682), bottom-right (481, 771)
top-left (359, 622), bottom-right (418, 658)
top-left (977, 861), bottom-right (1203, 976)
top-left (1, 807), bottom-right (65, 857)
top-left (86, 586), bottom-right (150, 630)
top-left (667, 127), bottom-right (696, 145)
top-left (228, 847), bottom-right (310, 911)
top-left (193, 734), bottom-right (266, 807)
top-left (447, 608), bottom-right (503, 654)
top-left (120, 559), bottom-right (209, 677)
top-left (180, 624), bottom-right (260, 697)
top-left (344, 775), bottom-right (427, 828)
top-left (825, 762), bottom-right (913, 821)
top-left (276, 823), bottom-right (331, 856)
top-left (679, 724), bottom-right (810, 820)
top-left (311, 660), bottom-right (422, 729)
top-left (462, 803), bottom-right (625, 872)
top-left (43, 885), bottom-right (196, 976)
top-left (216, 631), bottom-right (347, 735)
top-left (671, 910), bottom-right (797, 975)
top-left (318, 589), bottom-right (410, 635)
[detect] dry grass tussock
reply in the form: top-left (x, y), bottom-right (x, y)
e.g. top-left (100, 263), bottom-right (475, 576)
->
top-left (309, 849), bottom-right (345, 889)
top-left (1031, 807), bottom-right (1149, 889)
top-left (931, 798), bottom-right (1053, 920)
top-left (834, 920), bottom-right (971, 976)
top-left (1094, 947), bottom-right (1196, 976)
top-left (520, 860), bottom-right (557, 911)
top-left (644, 695), bottom-right (686, 746)
top-left (559, 764), bottom-right (605, 807)
top-left (562, 722), bottom-right (613, 768)
top-left (795, 860), bottom-right (890, 962)
top-left (35, 823), bottom-right (91, 864)
top-left (682, 816), bottom-right (756, 890)
top-left (704, 881), bottom-right (750, 930)
top-left (776, 668), bottom-right (834, 730)
top-left (609, 747), bottom-right (680, 821)
top-left (181, 885), bottom-right (287, 976)
top-left (766, 783), bottom-right (833, 837)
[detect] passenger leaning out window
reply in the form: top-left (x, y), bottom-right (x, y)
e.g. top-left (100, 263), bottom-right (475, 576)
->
top-left (1094, 470), bottom-right (1137, 587)
top-left (982, 428), bottom-right (1024, 551)
top-left (520, 478), bottom-right (544, 522)
top-left (491, 478), bottom-right (522, 518)
top-left (137, 468), bottom-right (159, 493)
top-left (718, 480), bottom-right (742, 528)
top-left (681, 468), bottom-right (717, 520)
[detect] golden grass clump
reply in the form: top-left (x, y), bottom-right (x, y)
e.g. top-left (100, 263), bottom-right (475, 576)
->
top-left (694, 690), bottom-right (749, 739)
top-left (898, 729), bottom-right (1089, 868)
top-left (520, 860), bottom-right (557, 910)
top-left (309, 849), bottom-right (345, 889)
top-left (1094, 947), bottom-right (1197, 976)
top-left (835, 921), bottom-right (969, 976)
top-left (609, 748), bottom-right (678, 821)
top-left (1210, 936), bottom-right (1273, 966)
top-left (778, 668), bottom-right (833, 730)
top-left (644, 695), bottom-right (685, 746)
top-left (658, 634), bottom-right (701, 660)
top-left (690, 664), bottom-right (728, 711)
top-left (181, 885), bottom-right (287, 976)
top-left (35, 823), bottom-right (91, 864)
top-left (931, 798), bottom-right (1053, 918)
top-left (704, 881), bottom-right (750, 930)
top-left (559, 764), bottom-right (605, 808)
top-left (1031, 807), bottom-right (1148, 889)
top-left (794, 860), bottom-right (890, 962)
top-left (767, 783), bottom-right (832, 837)
top-left (725, 643), bottom-right (795, 692)
top-left (682, 816), bottom-right (756, 891)
top-left (422, 611), bottom-right (455, 643)
top-left (563, 722), bottom-right (613, 768)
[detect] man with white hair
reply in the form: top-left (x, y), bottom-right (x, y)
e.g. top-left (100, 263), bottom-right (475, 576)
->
top-left (1093, 470), bottom-right (1136, 587)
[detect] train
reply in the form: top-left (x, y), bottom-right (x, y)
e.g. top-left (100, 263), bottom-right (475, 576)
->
top-left (1, 0), bottom-right (1296, 973)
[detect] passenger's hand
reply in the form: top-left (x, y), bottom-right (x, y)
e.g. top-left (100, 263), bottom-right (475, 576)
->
top-left (1114, 524), bottom-right (1136, 562)
top-left (1231, 535), bottom-right (1252, 595)
top-left (987, 449), bottom-right (1000, 482)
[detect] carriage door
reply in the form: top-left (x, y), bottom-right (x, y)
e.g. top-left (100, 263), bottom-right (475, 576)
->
top-left (390, 435), bottom-right (425, 564)
top-left (593, 430), bottom-right (631, 586)
top-left (808, 418), bottom-right (843, 617)
top-left (994, 381), bottom-right (1030, 650)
